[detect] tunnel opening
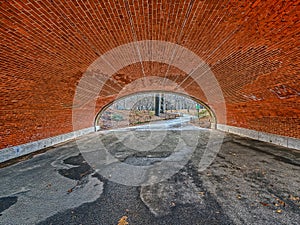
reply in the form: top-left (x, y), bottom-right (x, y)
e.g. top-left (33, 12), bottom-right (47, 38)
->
top-left (94, 91), bottom-right (217, 131)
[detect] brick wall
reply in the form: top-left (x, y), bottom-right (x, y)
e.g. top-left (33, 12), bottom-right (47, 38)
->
top-left (1, 0), bottom-right (299, 149)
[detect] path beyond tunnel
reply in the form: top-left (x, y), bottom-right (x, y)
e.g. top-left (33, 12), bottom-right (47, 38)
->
top-left (0, 121), bottom-right (299, 225)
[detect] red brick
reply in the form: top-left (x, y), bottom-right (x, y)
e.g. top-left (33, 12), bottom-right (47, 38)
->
top-left (0, 0), bottom-right (299, 149)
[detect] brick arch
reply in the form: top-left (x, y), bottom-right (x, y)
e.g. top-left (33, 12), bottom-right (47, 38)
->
top-left (72, 40), bottom-right (226, 135)
top-left (97, 61), bottom-right (207, 105)
top-left (0, 0), bottom-right (299, 152)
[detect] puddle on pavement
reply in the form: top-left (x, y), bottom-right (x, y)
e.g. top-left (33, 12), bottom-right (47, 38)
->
top-left (58, 154), bottom-right (94, 180)
top-left (0, 196), bottom-right (18, 215)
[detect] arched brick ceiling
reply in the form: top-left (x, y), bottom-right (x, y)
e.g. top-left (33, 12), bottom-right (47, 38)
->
top-left (0, 0), bottom-right (299, 149)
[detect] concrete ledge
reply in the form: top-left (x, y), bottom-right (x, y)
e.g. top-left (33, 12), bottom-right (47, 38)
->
top-left (0, 127), bottom-right (95, 163)
top-left (217, 124), bottom-right (300, 150)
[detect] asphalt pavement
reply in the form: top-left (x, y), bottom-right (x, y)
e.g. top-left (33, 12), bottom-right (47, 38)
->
top-left (0, 118), bottom-right (299, 225)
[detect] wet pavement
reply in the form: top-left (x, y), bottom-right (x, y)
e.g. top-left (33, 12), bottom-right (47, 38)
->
top-left (0, 118), bottom-right (299, 225)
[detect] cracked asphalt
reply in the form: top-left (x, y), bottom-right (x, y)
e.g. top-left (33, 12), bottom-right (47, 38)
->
top-left (0, 118), bottom-right (299, 225)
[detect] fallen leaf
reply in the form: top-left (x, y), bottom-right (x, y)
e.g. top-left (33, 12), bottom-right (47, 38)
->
top-left (276, 209), bottom-right (282, 214)
top-left (67, 188), bottom-right (73, 193)
top-left (275, 198), bottom-right (286, 207)
top-left (80, 171), bottom-right (89, 178)
top-left (260, 202), bottom-right (269, 207)
top-left (278, 200), bottom-right (286, 207)
top-left (289, 195), bottom-right (300, 201)
top-left (198, 192), bottom-right (205, 196)
top-left (118, 216), bottom-right (129, 225)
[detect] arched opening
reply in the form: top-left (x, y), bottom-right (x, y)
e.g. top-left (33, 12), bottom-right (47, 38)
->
top-left (94, 91), bottom-right (217, 131)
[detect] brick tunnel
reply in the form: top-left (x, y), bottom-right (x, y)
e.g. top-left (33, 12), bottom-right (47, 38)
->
top-left (0, 0), bottom-right (300, 225)
top-left (1, 0), bottom-right (299, 162)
